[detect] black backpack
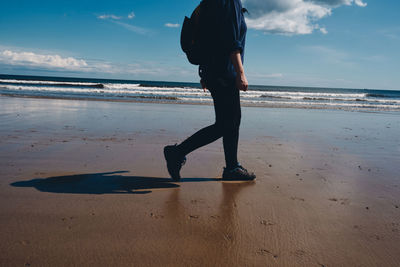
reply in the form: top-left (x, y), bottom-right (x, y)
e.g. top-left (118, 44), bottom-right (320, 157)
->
top-left (180, 1), bottom-right (212, 65)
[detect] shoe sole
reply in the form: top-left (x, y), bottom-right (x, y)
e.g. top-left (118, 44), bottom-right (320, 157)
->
top-left (221, 176), bottom-right (256, 181)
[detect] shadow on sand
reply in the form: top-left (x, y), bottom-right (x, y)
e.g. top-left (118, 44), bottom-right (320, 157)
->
top-left (10, 171), bottom-right (220, 195)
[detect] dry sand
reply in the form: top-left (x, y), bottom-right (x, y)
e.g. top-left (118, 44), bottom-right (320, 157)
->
top-left (0, 95), bottom-right (399, 266)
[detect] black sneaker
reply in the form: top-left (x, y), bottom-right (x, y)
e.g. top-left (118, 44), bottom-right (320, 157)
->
top-left (222, 165), bottom-right (256, 181)
top-left (164, 144), bottom-right (186, 181)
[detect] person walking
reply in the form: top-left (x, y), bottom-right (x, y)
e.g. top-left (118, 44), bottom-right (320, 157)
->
top-left (164, 0), bottom-right (255, 181)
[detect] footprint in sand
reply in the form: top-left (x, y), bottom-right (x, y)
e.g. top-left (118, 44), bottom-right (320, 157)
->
top-left (391, 223), bottom-right (399, 233)
top-left (340, 199), bottom-right (350, 205)
top-left (328, 198), bottom-right (350, 205)
top-left (223, 233), bottom-right (233, 242)
top-left (257, 249), bottom-right (278, 259)
top-left (190, 199), bottom-right (205, 205)
top-left (150, 213), bottom-right (164, 219)
top-left (291, 197), bottom-right (305, 202)
top-left (61, 216), bottom-right (75, 221)
top-left (294, 249), bottom-right (306, 257)
top-left (370, 234), bottom-right (382, 241)
top-left (260, 220), bottom-right (275, 226)
top-left (20, 240), bottom-right (30, 246)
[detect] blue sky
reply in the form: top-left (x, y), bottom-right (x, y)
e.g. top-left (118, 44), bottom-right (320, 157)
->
top-left (0, 0), bottom-right (399, 90)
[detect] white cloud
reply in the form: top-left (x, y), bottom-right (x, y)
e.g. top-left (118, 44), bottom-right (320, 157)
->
top-left (243, 0), bottom-right (367, 35)
top-left (0, 50), bottom-right (88, 70)
top-left (128, 12), bottom-right (135, 19)
top-left (111, 20), bottom-right (152, 35)
top-left (97, 14), bottom-right (122, 20)
top-left (354, 0), bottom-right (367, 7)
top-left (249, 72), bottom-right (284, 79)
top-left (165, 23), bottom-right (180, 28)
top-left (96, 11), bottom-right (151, 35)
top-left (0, 48), bottom-right (191, 80)
top-left (97, 11), bottom-right (136, 20)
top-left (320, 27), bottom-right (328, 34)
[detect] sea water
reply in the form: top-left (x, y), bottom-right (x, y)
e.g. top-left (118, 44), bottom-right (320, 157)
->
top-left (1, 74), bottom-right (399, 112)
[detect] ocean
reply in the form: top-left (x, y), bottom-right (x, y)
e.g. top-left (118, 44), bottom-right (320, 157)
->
top-left (1, 74), bottom-right (400, 112)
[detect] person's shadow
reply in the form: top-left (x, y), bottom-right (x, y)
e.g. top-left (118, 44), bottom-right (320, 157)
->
top-left (10, 171), bottom-right (219, 195)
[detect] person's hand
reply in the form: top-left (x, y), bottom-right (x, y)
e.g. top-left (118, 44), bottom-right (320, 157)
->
top-left (200, 79), bottom-right (207, 92)
top-left (236, 72), bottom-right (248, 91)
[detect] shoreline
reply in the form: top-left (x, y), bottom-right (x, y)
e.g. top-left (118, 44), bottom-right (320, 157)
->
top-left (1, 93), bottom-right (399, 114)
top-left (1, 96), bottom-right (399, 266)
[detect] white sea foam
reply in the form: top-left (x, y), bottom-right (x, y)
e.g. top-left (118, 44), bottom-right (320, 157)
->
top-left (1, 79), bottom-right (399, 111)
top-left (181, 97), bottom-right (400, 109)
top-left (1, 85), bottom-right (210, 99)
top-left (239, 99), bottom-right (400, 109)
top-left (0, 79), bottom-right (100, 86)
top-left (250, 91), bottom-right (365, 98)
top-left (102, 83), bottom-right (141, 89)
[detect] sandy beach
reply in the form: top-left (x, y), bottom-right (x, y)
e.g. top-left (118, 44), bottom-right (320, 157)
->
top-left (0, 95), bottom-right (399, 266)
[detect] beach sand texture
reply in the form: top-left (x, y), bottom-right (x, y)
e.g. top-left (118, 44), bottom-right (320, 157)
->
top-left (1, 96), bottom-right (399, 266)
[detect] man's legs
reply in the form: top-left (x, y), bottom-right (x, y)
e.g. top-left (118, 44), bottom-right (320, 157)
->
top-left (164, 78), bottom-right (255, 180)
top-left (176, 79), bottom-right (241, 169)
top-left (212, 80), bottom-right (241, 169)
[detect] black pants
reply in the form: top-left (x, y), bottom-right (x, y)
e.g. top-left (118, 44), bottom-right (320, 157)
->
top-left (177, 78), bottom-right (241, 169)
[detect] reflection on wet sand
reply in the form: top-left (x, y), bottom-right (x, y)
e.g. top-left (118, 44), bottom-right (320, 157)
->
top-left (163, 180), bottom-right (255, 265)
top-left (218, 181), bottom-right (256, 263)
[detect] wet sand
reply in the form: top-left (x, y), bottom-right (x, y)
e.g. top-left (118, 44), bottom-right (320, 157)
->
top-left (0, 95), bottom-right (399, 266)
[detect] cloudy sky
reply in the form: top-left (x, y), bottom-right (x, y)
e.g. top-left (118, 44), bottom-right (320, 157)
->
top-left (0, 0), bottom-right (399, 90)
